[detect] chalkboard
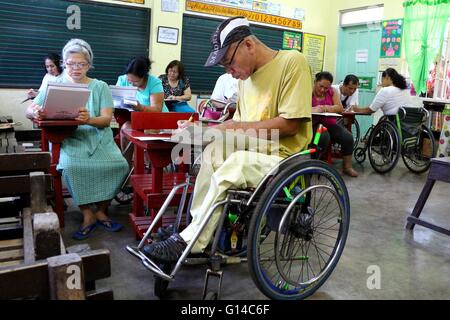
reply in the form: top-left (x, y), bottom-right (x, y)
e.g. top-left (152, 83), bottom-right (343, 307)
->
top-left (0, 0), bottom-right (150, 88)
top-left (181, 15), bottom-right (284, 94)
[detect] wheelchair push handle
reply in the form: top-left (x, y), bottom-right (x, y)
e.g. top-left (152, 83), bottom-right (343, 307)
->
top-left (301, 124), bottom-right (327, 156)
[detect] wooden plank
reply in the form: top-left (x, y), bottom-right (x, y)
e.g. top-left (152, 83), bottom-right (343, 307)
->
top-left (22, 208), bottom-right (35, 264)
top-left (0, 249), bottom-right (24, 261)
top-left (34, 212), bottom-right (61, 260)
top-left (0, 248), bottom-right (110, 300)
top-left (0, 174), bottom-right (52, 196)
top-left (30, 172), bottom-right (48, 214)
top-left (0, 239), bottom-right (23, 251)
top-left (0, 217), bottom-right (21, 224)
top-left (0, 152), bottom-right (50, 173)
top-left (0, 259), bottom-right (23, 268)
top-left (47, 254), bottom-right (86, 300)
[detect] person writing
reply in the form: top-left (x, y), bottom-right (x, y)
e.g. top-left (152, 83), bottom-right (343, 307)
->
top-left (143, 17), bottom-right (312, 263)
top-left (26, 53), bottom-right (64, 100)
top-left (159, 60), bottom-right (194, 112)
top-left (211, 72), bottom-right (239, 103)
top-left (332, 74), bottom-right (359, 110)
top-left (26, 39), bottom-right (129, 240)
top-left (312, 71), bottom-right (358, 177)
top-left (116, 56), bottom-right (167, 164)
top-left (350, 68), bottom-right (412, 115)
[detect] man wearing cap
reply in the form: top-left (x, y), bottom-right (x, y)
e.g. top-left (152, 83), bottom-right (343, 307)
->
top-left (143, 16), bottom-right (312, 263)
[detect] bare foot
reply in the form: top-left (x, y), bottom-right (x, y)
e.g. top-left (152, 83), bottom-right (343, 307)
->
top-left (343, 167), bottom-right (359, 177)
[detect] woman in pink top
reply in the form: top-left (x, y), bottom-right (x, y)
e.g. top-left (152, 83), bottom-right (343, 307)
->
top-left (312, 71), bottom-right (358, 177)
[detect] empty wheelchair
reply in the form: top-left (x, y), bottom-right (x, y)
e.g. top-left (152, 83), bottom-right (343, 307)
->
top-left (126, 125), bottom-right (350, 300)
top-left (354, 107), bottom-right (436, 174)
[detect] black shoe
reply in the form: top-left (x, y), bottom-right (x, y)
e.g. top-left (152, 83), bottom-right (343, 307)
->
top-left (143, 233), bottom-right (187, 264)
top-left (153, 224), bottom-right (174, 242)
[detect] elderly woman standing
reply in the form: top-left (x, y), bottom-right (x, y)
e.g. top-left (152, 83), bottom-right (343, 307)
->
top-left (26, 39), bottom-right (129, 240)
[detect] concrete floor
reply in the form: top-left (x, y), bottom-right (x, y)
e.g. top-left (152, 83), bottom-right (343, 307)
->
top-left (61, 159), bottom-right (450, 300)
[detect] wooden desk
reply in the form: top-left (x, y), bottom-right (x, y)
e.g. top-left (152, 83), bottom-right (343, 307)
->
top-left (33, 120), bottom-right (81, 227)
top-left (124, 112), bottom-right (198, 239)
top-left (406, 157), bottom-right (450, 236)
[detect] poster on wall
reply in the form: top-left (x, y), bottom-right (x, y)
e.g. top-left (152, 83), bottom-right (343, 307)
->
top-left (380, 19), bottom-right (403, 58)
top-left (114, 0), bottom-right (145, 4)
top-left (302, 33), bottom-right (326, 77)
top-left (282, 31), bottom-right (302, 51)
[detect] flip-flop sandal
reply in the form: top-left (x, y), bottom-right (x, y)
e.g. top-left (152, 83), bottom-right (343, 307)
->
top-left (72, 223), bottom-right (97, 240)
top-left (96, 219), bottom-right (123, 232)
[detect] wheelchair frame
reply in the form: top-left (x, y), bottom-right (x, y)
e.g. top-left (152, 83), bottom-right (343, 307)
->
top-left (354, 107), bottom-right (436, 174)
top-left (127, 125), bottom-right (351, 300)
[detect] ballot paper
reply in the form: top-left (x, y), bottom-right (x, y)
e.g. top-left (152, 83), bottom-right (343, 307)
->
top-left (42, 82), bottom-right (90, 119)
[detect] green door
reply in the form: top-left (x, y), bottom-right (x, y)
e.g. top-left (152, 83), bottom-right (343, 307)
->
top-left (336, 24), bottom-right (382, 135)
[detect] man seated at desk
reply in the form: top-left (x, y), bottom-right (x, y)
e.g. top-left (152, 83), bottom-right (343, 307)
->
top-left (142, 16), bottom-right (312, 263)
top-left (332, 74), bottom-right (359, 110)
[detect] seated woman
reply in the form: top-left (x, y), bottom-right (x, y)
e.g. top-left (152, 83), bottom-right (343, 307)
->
top-left (159, 60), bottom-right (194, 112)
top-left (312, 71), bottom-right (358, 177)
top-left (116, 56), bottom-right (167, 164)
top-left (26, 39), bottom-right (129, 240)
top-left (351, 68), bottom-right (412, 115)
top-left (27, 53), bottom-right (64, 100)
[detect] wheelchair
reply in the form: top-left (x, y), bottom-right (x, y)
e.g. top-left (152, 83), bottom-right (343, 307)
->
top-left (126, 125), bottom-right (350, 300)
top-left (354, 107), bottom-right (436, 174)
top-left (197, 98), bottom-right (236, 124)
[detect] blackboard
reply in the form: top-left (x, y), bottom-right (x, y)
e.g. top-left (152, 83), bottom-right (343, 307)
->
top-left (0, 0), bottom-right (150, 88)
top-left (181, 14), bottom-right (284, 94)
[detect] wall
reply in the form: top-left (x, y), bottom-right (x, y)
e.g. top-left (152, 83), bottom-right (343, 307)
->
top-left (2, 0), bottom-right (406, 129)
top-left (326, 0), bottom-right (405, 75)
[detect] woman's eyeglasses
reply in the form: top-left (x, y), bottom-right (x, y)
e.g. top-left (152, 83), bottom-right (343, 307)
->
top-left (65, 62), bottom-right (89, 69)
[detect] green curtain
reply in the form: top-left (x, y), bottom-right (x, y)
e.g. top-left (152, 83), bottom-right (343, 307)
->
top-left (403, 0), bottom-right (450, 95)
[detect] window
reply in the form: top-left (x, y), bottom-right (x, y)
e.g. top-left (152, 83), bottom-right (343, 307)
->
top-left (428, 20), bottom-right (450, 99)
top-left (340, 5), bottom-right (384, 27)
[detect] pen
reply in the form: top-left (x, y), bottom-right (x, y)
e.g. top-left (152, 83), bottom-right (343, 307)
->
top-left (188, 112), bottom-right (195, 122)
top-left (21, 97), bottom-right (33, 104)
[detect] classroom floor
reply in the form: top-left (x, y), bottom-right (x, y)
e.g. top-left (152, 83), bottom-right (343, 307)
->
top-left (61, 159), bottom-right (450, 300)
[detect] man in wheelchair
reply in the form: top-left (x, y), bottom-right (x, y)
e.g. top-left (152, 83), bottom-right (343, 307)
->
top-left (142, 16), bottom-right (313, 264)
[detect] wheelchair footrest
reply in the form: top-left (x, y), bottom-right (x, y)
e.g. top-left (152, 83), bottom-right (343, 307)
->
top-left (126, 245), bottom-right (174, 282)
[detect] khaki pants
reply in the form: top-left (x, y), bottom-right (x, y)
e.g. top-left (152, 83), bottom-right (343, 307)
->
top-left (180, 140), bottom-right (282, 253)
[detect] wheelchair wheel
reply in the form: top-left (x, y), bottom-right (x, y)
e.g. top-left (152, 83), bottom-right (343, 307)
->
top-left (353, 147), bottom-right (366, 164)
top-left (247, 160), bottom-right (350, 300)
top-left (368, 120), bottom-right (400, 173)
top-left (114, 185), bottom-right (133, 205)
top-left (402, 125), bottom-right (436, 174)
top-left (154, 263), bottom-right (172, 298)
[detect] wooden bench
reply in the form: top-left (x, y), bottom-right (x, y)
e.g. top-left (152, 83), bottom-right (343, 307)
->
top-left (0, 152), bottom-right (114, 299)
top-left (406, 157), bottom-right (450, 236)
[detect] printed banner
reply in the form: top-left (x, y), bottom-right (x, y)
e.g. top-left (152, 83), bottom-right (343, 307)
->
top-left (282, 31), bottom-right (302, 50)
top-left (186, 0), bottom-right (302, 29)
top-left (114, 0), bottom-right (145, 4)
top-left (380, 19), bottom-right (403, 58)
top-left (302, 33), bottom-right (325, 76)
top-left (358, 77), bottom-right (374, 90)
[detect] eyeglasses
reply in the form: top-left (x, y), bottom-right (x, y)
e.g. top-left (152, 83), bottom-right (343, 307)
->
top-left (65, 62), bottom-right (89, 69)
top-left (219, 39), bottom-right (244, 69)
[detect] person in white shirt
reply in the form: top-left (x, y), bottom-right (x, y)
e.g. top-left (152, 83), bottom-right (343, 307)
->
top-left (351, 68), bottom-right (411, 115)
top-left (211, 73), bottom-right (239, 103)
top-left (332, 74), bottom-right (359, 109)
top-left (27, 53), bottom-right (64, 99)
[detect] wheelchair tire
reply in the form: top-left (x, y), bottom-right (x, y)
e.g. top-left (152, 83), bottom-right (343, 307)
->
top-left (247, 160), bottom-right (350, 300)
top-left (368, 120), bottom-right (400, 174)
top-left (402, 125), bottom-right (436, 174)
top-left (354, 147), bottom-right (366, 164)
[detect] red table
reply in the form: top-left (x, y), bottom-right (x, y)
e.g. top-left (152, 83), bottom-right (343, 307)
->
top-left (33, 120), bottom-right (81, 227)
top-left (123, 112), bottom-right (198, 239)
